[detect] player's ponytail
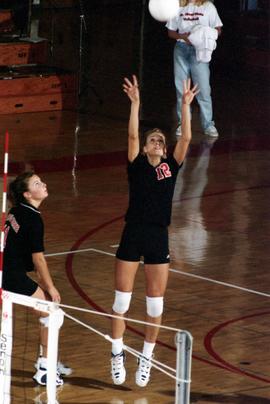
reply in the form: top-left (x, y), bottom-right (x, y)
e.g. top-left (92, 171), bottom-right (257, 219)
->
top-left (8, 171), bottom-right (35, 206)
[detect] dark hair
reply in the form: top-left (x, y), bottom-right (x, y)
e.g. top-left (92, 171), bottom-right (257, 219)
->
top-left (8, 171), bottom-right (35, 206)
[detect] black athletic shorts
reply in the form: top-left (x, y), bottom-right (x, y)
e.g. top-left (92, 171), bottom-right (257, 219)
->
top-left (116, 222), bottom-right (170, 264)
top-left (2, 270), bottom-right (38, 296)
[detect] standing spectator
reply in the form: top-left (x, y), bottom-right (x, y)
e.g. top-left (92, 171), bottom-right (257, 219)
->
top-left (166, 0), bottom-right (223, 138)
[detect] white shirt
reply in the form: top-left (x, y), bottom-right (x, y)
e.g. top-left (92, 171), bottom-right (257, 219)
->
top-left (166, 1), bottom-right (223, 35)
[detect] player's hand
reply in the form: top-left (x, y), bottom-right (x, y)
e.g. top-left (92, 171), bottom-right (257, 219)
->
top-left (123, 75), bottom-right (140, 103)
top-left (182, 79), bottom-right (199, 105)
top-left (48, 286), bottom-right (61, 303)
top-left (182, 32), bottom-right (191, 45)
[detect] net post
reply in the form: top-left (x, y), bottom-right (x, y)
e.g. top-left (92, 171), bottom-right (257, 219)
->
top-left (0, 291), bottom-right (13, 404)
top-left (46, 307), bottom-right (64, 404)
top-left (0, 293), bottom-right (64, 404)
top-left (175, 330), bottom-right (193, 404)
top-left (0, 131), bottom-right (10, 295)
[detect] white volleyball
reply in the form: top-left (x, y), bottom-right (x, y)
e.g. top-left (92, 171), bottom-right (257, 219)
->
top-left (148, 0), bottom-right (179, 22)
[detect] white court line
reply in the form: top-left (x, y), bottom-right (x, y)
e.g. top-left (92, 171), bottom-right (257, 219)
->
top-left (169, 268), bottom-right (270, 299)
top-left (45, 248), bottom-right (98, 257)
top-left (46, 247), bottom-right (270, 298)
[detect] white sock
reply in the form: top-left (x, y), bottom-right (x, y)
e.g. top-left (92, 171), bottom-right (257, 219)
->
top-left (142, 341), bottom-right (155, 359)
top-left (111, 337), bottom-right (124, 355)
top-left (39, 357), bottom-right (47, 368)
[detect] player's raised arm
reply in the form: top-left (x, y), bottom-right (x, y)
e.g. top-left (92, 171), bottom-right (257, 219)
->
top-left (123, 75), bottom-right (140, 162)
top-left (173, 79), bottom-right (199, 165)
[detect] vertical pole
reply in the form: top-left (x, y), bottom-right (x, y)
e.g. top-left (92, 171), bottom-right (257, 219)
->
top-left (0, 131), bottom-right (9, 293)
top-left (78, 0), bottom-right (87, 99)
top-left (78, 14), bottom-right (84, 98)
top-left (27, 0), bottom-right (32, 37)
top-left (46, 308), bottom-right (64, 404)
top-left (175, 331), bottom-right (193, 404)
top-left (0, 292), bottom-right (13, 404)
top-left (72, 123), bottom-right (80, 197)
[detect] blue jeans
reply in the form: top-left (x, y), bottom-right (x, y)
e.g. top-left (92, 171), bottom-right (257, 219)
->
top-left (174, 41), bottom-right (215, 131)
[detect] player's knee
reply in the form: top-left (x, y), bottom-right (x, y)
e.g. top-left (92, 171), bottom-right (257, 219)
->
top-left (112, 290), bottom-right (132, 314)
top-left (146, 296), bottom-right (164, 318)
top-left (39, 315), bottom-right (49, 327)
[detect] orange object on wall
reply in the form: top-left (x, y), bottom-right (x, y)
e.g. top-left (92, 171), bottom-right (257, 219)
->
top-left (0, 9), bottom-right (14, 33)
top-left (0, 40), bottom-right (48, 66)
top-left (0, 67), bottom-right (78, 114)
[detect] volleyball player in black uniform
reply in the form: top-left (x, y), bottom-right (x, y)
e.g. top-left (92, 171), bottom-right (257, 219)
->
top-left (110, 76), bottom-right (198, 386)
top-left (3, 171), bottom-right (70, 385)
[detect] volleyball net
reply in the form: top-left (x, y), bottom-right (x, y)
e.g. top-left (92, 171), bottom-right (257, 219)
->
top-left (0, 290), bottom-right (193, 404)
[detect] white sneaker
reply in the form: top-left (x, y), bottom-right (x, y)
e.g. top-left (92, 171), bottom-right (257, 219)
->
top-left (111, 351), bottom-right (126, 385)
top-left (57, 361), bottom-right (73, 376)
top-left (176, 124), bottom-right (182, 138)
top-left (35, 357), bottom-right (72, 376)
top-left (33, 365), bottom-right (64, 386)
top-left (204, 125), bottom-right (219, 137)
top-left (135, 355), bottom-right (152, 387)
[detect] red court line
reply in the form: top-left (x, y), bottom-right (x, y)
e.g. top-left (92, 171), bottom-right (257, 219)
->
top-left (5, 151), bottom-right (127, 175)
top-left (65, 217), bottom-right (270, 383)
top-left (204, 312), bottom-right (270, 383)
top-left (2, 133), bottom-right (270, 174)
top-left (179, 184), bottom-right (270, 202)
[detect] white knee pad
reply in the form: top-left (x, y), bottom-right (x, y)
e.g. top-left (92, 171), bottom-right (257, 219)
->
top-left (146, 296), bottom-right (164, 318)
top-left (39, 316), bottom-right (49, 327)
top-left (112, 290), bottom-right (132, 314)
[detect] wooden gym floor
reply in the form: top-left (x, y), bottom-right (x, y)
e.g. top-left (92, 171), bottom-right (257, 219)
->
top-left (0, 72), bottom-right (270, 404)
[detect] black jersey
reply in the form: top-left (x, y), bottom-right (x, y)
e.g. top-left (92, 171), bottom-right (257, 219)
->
top-left (3, 202), bottom-right (45, 274)
top-left (125, 154), bottom-right (182, 226)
